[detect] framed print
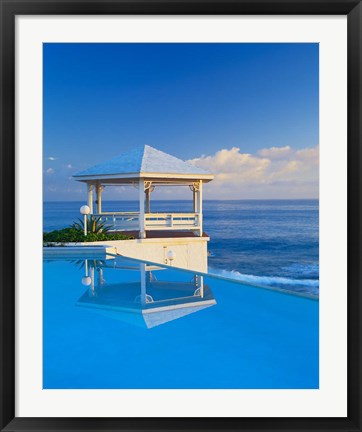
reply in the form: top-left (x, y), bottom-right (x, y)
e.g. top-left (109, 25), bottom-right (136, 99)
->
top-left (0, 1), bottom-right (361, 431)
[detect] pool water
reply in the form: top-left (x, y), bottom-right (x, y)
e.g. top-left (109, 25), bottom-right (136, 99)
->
top-left (43, 254), bottom-right (319, 389)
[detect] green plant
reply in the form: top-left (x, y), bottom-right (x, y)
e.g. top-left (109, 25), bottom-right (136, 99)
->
top-left (43, 227), bottom-right (134, 244)
top-left (72, 215), bottom-right (111, 234)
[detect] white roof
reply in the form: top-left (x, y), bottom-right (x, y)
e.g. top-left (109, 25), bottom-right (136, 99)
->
top-left (76, 280), bottom-right (216, 329)
top-left (73, 145), bottom-right (213, 182)
top-left (76, 301), bottom-right (216, 329)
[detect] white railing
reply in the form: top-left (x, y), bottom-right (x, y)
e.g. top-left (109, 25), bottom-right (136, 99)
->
top-left (94, 212), bottom-right (140, 231)
top-left (94, 212), bottom-right (200, 232)
top-left (145, 213), bottom-right (199, 230)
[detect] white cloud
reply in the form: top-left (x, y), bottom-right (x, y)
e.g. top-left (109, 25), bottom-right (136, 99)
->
top-left (46, 168), bottom-right (55, 175)
top-left (188, 145), bottom-right (319, 199)
top-left (67, 164), bottom-right (72, 169)
top-left (190, 147), bottom-right (271, 183)
top-left (296, 146), bottom-right (319, 164)
top-left (258, 145), bottom-right (291, 159)
top-left (47, 156), bottom-right (57, 161)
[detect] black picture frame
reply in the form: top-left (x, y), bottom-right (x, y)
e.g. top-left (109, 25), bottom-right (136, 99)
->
top-left (1, 1), bottom-right (361, 431)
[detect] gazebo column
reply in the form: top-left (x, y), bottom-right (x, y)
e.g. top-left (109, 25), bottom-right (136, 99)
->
top-left (96, 184), bottom-right (104, 214)
top-left (144, 182), bottom-right (154, 213)
top-left (140, 263), bottom-right (146, 306)
top-left (139, 179), bottom-right (146, 239)
top-left (87, 184), bottom-right (94, 214)
top-left (193, 188), bottom-right (197, 212)
top-left (145, 189), bottom-right (151, 213)
top-left (89, 266), bottom-right (95, 297)
top-left (197, 180), bottom-right (203, 237)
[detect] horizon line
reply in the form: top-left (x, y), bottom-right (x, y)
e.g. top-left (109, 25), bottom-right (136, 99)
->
top-left (43, 198), bottom-right (319, 202)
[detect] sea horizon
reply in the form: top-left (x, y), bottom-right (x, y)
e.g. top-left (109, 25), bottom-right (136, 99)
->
top-left (44, 198), bottom-right (319, 202)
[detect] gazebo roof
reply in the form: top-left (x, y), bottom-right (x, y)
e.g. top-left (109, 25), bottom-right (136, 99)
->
top-left (76, 303), bottom-right (216, 329)
top-left (76, 281), bottom-right (216, 329)
top-left (73, 145), bottom-right (213, 183)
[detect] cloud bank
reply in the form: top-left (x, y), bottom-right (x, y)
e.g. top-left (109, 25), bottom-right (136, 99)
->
top-left (188, 145), bottom-right (319, 199)
top-left (43, 145), bottom-right (319, 200)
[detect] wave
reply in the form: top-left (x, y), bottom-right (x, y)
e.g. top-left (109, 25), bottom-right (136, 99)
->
top-left (208, 267), bottom-right (319, 289)
top-left (281, 263), bottom-right (319, 278)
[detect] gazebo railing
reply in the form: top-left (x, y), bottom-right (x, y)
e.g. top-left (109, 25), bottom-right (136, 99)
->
top-left (94, 212), bottom-right (140, 231)
top-left (145, 213), bottom-right (200, 230)
top-left (94, 212), bottom-right (200, 232)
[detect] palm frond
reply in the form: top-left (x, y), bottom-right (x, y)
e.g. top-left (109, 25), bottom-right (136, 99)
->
top-left (70, 215), bottom-right (112, 234)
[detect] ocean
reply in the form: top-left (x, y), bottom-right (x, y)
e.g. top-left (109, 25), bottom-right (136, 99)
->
top-left (43, 199), bottom-right (319, 295)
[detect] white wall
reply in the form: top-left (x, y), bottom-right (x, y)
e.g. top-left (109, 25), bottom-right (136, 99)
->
top-left (83, 237), bottom-right (209, 273)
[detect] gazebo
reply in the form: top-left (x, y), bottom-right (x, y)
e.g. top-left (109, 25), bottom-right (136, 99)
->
top-left (73, 145), bottom-right (214, 238)
top-left (76, 259), bottom-right (216, 329)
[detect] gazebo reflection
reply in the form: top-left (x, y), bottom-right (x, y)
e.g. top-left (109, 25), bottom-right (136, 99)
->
top-left (76, 259), bottom-right (216, 329)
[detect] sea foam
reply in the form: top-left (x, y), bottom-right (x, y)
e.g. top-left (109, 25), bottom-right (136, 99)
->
top-left (208, 267), bottom-right (319, 289)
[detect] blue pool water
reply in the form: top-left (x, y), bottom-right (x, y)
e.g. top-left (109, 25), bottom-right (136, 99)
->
top-left (43, 199), bottom-right (319, 295)
top-left (43, 253), bottom-right (319, 389)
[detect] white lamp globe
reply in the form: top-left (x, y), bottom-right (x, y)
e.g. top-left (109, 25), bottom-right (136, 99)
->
top-left (80, 205), bottom-right (91, 215)
top-left (167, 250), bottom-right (175, 261)
top-left (81, 276), bottom-right (92, 286)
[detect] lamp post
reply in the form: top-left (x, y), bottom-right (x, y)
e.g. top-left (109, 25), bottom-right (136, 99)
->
top-left (167, 250), bottom-right (176, 266)
top-left (81, 259), bottom-right (91, 286)
top-left (80, 205), bottom-right (91, 236)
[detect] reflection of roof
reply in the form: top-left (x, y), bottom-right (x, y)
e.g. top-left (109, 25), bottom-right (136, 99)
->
top-left (73, 145), bottom-right (213, 182)
top-left (78, 302), bottom-right (216, 329)
top-left (76, 281), bottom-right (216, 329)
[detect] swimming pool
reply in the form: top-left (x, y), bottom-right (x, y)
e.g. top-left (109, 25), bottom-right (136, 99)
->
top-left (43, 252), bottom-right (319, 389)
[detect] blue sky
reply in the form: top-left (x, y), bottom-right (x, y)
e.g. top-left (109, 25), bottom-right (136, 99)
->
top-left (43, 43), bottom-right (319, 201)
